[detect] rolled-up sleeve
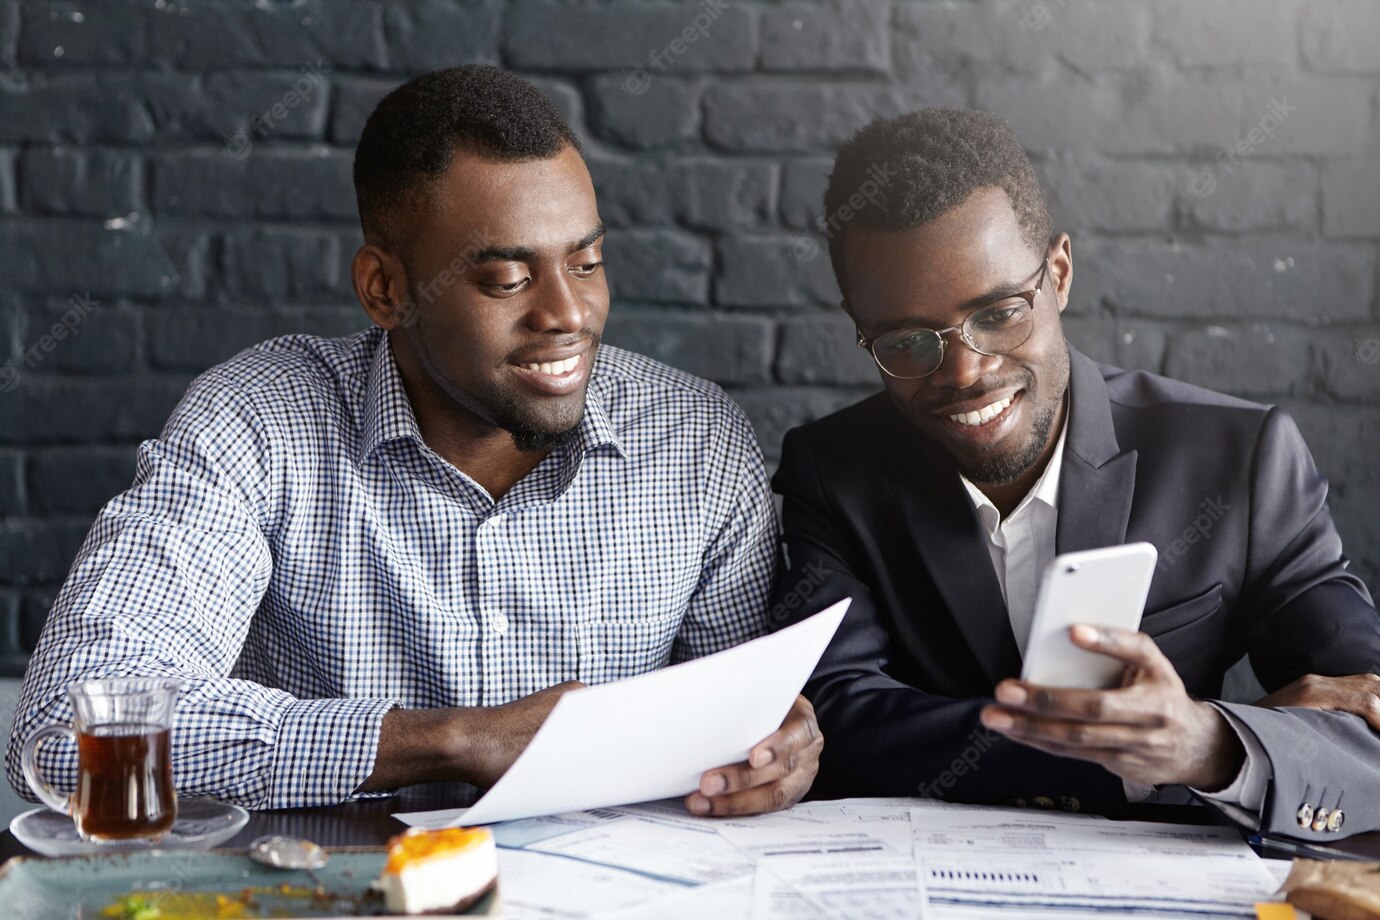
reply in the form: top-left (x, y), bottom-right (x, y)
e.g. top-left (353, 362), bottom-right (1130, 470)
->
top-left (5, 370), bottom-right (400, 809)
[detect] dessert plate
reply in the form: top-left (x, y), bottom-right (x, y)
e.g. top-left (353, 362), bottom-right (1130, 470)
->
top-left (0, 848), bottom-right (501, 919)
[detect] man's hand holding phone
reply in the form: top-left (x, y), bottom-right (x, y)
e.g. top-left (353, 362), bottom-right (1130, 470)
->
top-left (981, 542), bottom-right (1244, 790)
top-left (981, 624), bottom-right (1246, 790)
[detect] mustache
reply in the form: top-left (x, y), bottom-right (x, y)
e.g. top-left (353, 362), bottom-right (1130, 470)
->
top-left (913, 372), bottom-right (1032, 414)
top-left (502, 330), bottom-right (601, 365)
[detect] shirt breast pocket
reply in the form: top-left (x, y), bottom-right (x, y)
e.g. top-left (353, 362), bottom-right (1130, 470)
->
top-left (576, 607), bottom-right (684, 684)
top-left (1144, 583), bottom-right (1225, 685)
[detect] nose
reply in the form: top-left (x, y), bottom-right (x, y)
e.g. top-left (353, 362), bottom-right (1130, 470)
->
top-left (525, 270), bottom-right (586, 334)
top-left (927, 334), bottom-right (1002, 391)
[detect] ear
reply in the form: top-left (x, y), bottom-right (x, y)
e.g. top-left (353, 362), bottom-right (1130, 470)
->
top-left (1048, 233), bottom-right (1073, 315)
top-left (352, 241), bottom-right (415, 330)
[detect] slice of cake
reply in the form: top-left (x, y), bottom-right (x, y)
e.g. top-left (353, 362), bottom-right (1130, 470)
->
top-left (376, 826), bottom-right (499, 915)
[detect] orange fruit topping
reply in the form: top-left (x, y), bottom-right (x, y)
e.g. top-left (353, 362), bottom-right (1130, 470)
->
top-left (384, 827), bottom-right (493, 874)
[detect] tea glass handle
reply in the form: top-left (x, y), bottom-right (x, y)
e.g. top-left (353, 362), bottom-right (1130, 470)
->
top-left (20, 724), bottom-right (75, 814)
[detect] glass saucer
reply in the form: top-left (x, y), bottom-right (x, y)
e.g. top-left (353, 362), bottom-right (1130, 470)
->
top-left (10, 798), bottom-right (250, 857)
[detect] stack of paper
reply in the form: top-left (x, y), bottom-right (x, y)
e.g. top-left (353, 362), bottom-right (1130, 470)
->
top-left (482, 798), bottom-right (1283, 920)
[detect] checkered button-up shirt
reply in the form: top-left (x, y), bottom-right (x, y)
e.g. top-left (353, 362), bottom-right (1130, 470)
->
top-left (7, 328), bottom-right (776, 809)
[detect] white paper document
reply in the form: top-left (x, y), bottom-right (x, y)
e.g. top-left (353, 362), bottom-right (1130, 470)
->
top-left (496, 847), bottom-right (680, 919)
top-left (395, 600), bottom-right (850, 827)
top-left (909, 802), bottom-right (1279, 918)
top-left (718, 822), bottom-right (924, 920)
top-left (433, 796), bottom-right (1285, 920)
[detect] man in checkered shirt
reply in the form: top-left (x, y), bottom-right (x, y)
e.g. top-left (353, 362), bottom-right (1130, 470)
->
top-left (6, 66), bottom-right (822, 815)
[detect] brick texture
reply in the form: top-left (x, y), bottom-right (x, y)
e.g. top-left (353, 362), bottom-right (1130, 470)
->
top-left (0, 0), bottom-right (1377, 672)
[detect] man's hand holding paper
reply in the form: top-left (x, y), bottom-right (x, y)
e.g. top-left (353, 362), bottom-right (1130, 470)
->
top-left (395, 602), bottom-right (846, 828)
top-left (687, 694), bottom-right (822, 817)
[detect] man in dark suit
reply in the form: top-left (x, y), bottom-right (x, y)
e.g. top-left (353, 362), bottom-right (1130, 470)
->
top-left (773, 107), bottom-right (1380, 839)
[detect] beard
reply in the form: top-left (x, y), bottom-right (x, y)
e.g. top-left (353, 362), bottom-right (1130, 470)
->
top-left (406, 293), bottom-right (598, 454)
top-left (952, 340), bottom-right (1070, 487)
top-left (496, 401), bottom-right (583, 452)
top-left (486, 335), bottom-right (601, 453)
top-left (958, 393), bottom-right (1059, 485)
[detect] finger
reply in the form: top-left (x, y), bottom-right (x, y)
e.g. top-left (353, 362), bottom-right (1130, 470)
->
top-left (995, 731), bottom-right (1121, 766)
top-left (1342, 689), bottom-right (1380, 733)
top-left (993, 681), bottom-right (1162, 726)
top-left (700, 731), bottom-right (823, 797)
top-left (980, 705), bottom-right (1150, 751)
top-left (1070, 626), bottom-right (1172, 675)
top-left (687, 767), bottom-right (816, 818)
top-left (748, 696), bottom-right (819, 771)
top-left (1359, 686), bottom-right (1380, 733)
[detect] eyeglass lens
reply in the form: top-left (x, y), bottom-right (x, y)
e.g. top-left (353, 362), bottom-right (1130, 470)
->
top-left (873, 299), bottom-right (1035, 377)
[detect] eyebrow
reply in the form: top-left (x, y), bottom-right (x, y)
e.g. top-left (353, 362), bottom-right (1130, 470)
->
top-left (466, 223), bottom-right (606, 266)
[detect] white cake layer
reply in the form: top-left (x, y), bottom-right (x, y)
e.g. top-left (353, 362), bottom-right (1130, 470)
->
top-left (382, 839), bottom-right (498, 915)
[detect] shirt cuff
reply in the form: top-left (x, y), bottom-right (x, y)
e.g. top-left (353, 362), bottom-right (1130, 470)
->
top-left (1189, 702), bottom-right (1272, 829)
top-left (267, 697), bottom-right (400, 809)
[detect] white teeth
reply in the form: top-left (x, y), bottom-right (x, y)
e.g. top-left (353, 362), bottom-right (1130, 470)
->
top-left (519, 355), bottom-right (580, 375)
top-left (948, 395), bottom-right (1014, 427)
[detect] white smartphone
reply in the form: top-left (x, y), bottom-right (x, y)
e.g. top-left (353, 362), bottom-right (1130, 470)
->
top-left (1019, 542), bottom-right (1159, 689)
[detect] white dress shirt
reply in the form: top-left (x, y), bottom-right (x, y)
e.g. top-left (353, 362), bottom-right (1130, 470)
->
top-left (958, 412), bottom-right (1267, 823)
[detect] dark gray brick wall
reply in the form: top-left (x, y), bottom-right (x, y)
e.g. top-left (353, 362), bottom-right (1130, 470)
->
top-left (1, 0), bottom-right (1377, 675)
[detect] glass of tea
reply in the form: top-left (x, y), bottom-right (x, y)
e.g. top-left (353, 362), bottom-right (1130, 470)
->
top-left (20, 678), bottom-right (180, 843)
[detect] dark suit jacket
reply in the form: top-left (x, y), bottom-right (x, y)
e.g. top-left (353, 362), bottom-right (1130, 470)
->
top-left (771, 345), bottom-right (1380, 839)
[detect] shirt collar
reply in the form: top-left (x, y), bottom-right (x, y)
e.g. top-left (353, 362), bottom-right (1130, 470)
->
top-left (960, 406), bottom-right (1069, 530)
top-left (358, 329), bottom-right (422, 463)
top-left (358, 330), bottom-right (627, 465)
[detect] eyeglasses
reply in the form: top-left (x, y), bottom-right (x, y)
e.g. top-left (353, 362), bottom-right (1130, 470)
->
top-left (856, 259), bottom-right (1050, 379)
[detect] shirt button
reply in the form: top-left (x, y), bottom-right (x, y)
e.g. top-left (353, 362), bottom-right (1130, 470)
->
top-left (491, 613), bottom-right (509, 635)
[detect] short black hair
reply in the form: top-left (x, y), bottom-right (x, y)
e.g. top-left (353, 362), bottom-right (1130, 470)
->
top-left (823, 107), bottom-right (1051, 293)
top-left (353, 65), bottom-right (582, 256)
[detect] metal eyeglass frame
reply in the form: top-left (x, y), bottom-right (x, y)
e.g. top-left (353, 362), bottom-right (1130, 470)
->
top-left (855, 258), bottom-right (1050, 380)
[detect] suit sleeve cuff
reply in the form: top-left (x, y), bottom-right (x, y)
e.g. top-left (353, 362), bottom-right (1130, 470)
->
top-left (1189, 702), bottom-right (1272, 829)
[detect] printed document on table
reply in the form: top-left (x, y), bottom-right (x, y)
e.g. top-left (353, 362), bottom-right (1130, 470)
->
top-left (488, 802), bottom-right (760, 919)
top-left (395, 600), bottom-right (849, 827)
top-left (496, 803), bottom-right (755, 885)
top-left (718, 821), bottom-right (925, 920)
top-left (497, 848), bottom-right (681, 920)
top-left (910, 803), bottom-right (1278, 918)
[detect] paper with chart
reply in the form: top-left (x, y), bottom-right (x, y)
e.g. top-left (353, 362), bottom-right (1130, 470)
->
top-left (909, 800), bottom-right (1279, 918)
top-left (495, 802), bottom-right (755, 886)
top-left (715, 799), bottom-right (925, 920)
top-left (440, 796), bottom-right (1287, 920)
top-left (395, 600), bottom-right (850, 827)
top-left (488, 801), bottom-right (758, 919)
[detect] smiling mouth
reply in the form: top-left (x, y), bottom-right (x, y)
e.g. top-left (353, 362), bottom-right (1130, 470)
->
top-left (947, 393), bottom-right (1016, 427)
top-left (515, 355), bottom-right (580, 376)
top-left (508, 347), bottom-right (592, 397)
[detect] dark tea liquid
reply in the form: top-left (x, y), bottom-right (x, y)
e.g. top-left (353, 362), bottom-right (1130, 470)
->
top-left (74, 723), bottom-right (176, 840)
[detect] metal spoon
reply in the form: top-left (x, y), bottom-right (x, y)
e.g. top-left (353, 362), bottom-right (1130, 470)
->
top-left (248, 834), bottom-right (329, 871)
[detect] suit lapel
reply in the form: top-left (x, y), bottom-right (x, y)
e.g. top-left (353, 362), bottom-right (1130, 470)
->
top-left (1056, 348), bottom-right (1138, 554)
top-left (883, 411), bottom-right (1022, 685)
